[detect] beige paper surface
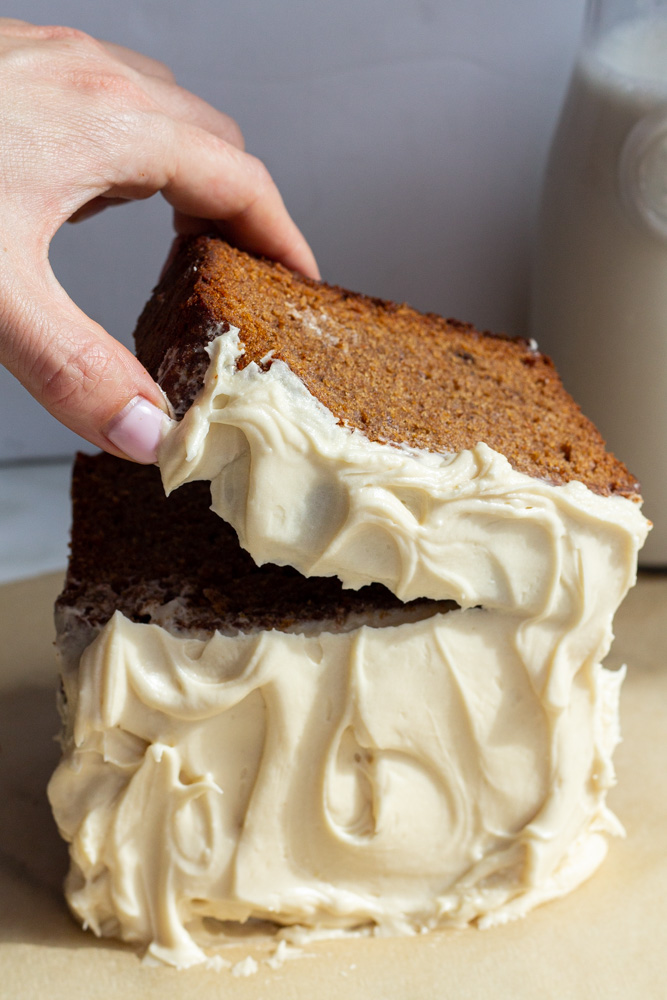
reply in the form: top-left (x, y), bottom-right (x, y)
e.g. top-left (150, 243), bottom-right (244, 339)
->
top-left (1, 571), bottom-right (665, 999)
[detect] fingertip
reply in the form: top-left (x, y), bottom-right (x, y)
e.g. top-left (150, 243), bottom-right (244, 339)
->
top-left (276, 235), bottom-right (321, 281)
top-left (299, 246), bottom-right (321, 282)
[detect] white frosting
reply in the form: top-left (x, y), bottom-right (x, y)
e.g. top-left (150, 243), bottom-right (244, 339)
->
top-left (158, 328), bottom-right (649, 616)
top-left (48, 607), bottom-right (625, 968)
top-left (48, 325), bottom-right (650, 967)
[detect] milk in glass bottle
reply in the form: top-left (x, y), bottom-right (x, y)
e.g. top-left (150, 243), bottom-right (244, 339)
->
top-left (531, 0), bottom-right (667, 563)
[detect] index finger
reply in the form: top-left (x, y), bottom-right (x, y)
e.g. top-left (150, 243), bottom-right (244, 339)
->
top-left (154, 122), bottom-right (319, 278)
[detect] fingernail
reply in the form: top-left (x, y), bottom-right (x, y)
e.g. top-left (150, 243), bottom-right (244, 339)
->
top-left (104, 396), bottom-right (174, 464)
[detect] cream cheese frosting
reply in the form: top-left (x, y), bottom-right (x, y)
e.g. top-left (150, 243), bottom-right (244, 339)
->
top-left (49, 324), bottom-right (650, 969)
top-left (48, 606), bottom-right (625, 968)
top-left (158, 328), bottom-right (649, 615)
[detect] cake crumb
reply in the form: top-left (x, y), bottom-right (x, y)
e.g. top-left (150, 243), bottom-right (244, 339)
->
top-left (264, 939), bottom-right (308, 970)
top-left (231, 956), bottom-right (259, 977)
top-left (204, 954), bottom-right (231, 971)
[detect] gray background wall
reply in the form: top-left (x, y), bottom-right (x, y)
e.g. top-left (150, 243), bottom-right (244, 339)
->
top-left (0, 0), bottom-right (584, 460)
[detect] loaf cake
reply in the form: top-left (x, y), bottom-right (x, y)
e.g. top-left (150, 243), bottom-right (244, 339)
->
top-left (49, 238), bottom-right (650, 968)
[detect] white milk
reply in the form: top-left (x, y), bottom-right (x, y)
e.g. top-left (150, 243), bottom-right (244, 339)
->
top-left (532, 16), bottom-right (667, 563)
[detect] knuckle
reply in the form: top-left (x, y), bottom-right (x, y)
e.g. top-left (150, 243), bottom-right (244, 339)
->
top-left (22, 24), bottom-right (108, 57)
top-left (0, 21), bottom-right (94, 44)
top-left (63, 65), bottom-right (152, 107)
top-left (245, 153), bottom-right (273, 192)
top-left (1, 25), bottom-right (156, 117)
top-left (38, 335), bottom-right (116, 414)
top-left (38, 24), bottom-right (97, 45)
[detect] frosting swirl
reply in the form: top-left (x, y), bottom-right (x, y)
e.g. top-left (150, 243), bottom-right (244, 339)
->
top-left (49, 607), bottom-right (625, 967)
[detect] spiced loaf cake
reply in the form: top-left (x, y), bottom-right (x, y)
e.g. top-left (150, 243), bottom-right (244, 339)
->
top-left (49, 238), bottom-right (650, 968)
top-left (136, 236), bottom-right (638, 497)
top-left (137, 238), bottom-right (645, 609)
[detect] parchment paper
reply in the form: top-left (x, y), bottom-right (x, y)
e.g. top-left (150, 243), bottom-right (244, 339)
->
top-left (1, 571), bottom-right (665, 999)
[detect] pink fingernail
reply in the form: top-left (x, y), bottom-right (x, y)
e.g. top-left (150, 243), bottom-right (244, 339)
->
top-left (104, 396), bottom-right (173, 464)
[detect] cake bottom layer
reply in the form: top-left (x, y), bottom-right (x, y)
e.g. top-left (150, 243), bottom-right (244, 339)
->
top-left (49, 605), bottom-right (623, 968)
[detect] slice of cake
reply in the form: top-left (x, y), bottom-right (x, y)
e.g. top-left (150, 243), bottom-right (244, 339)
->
top-left (49, 238), bottom-right (650, 968)
top-left (139, 238), bottom-right (644, 613)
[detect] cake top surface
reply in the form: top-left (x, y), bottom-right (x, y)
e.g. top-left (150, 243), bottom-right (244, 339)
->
top-left (58, 453), bottom-right (444, 634)
top-left (134, 236), bottom-right (639, 499)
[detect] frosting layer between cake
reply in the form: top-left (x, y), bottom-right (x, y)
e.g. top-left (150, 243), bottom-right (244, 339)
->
top-left (48, 606), bottom-right (625, 968)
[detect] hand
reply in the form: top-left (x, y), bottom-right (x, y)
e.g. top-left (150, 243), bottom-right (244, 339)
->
top-left (0, 19), bottom-right (319, 462)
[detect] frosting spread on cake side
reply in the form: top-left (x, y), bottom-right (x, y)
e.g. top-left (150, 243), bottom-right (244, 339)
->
top-left (48, 605), bottom-right (625, 968)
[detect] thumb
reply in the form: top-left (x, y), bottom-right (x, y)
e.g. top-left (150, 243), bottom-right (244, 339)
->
top-left (0, 263), bottom-right (173, 463)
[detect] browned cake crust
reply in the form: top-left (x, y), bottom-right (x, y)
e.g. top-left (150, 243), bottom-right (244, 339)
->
top-left (134, 236), bottom-right (639, 499)
top-left (58, 452), bottom-right (446, 633)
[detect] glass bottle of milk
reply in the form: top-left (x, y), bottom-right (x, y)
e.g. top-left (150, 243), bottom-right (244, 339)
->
top-left (531, 0), bottom-right (667, 564)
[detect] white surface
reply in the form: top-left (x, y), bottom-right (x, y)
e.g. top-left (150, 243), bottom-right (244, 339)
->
top-left (0, 460), bottom-right (73, 583)
top-left (1, 0), bottom-right (585, 460)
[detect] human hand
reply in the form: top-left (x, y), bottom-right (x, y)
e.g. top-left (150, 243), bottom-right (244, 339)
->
top-left (0, 19), bottom-right (319, 462)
